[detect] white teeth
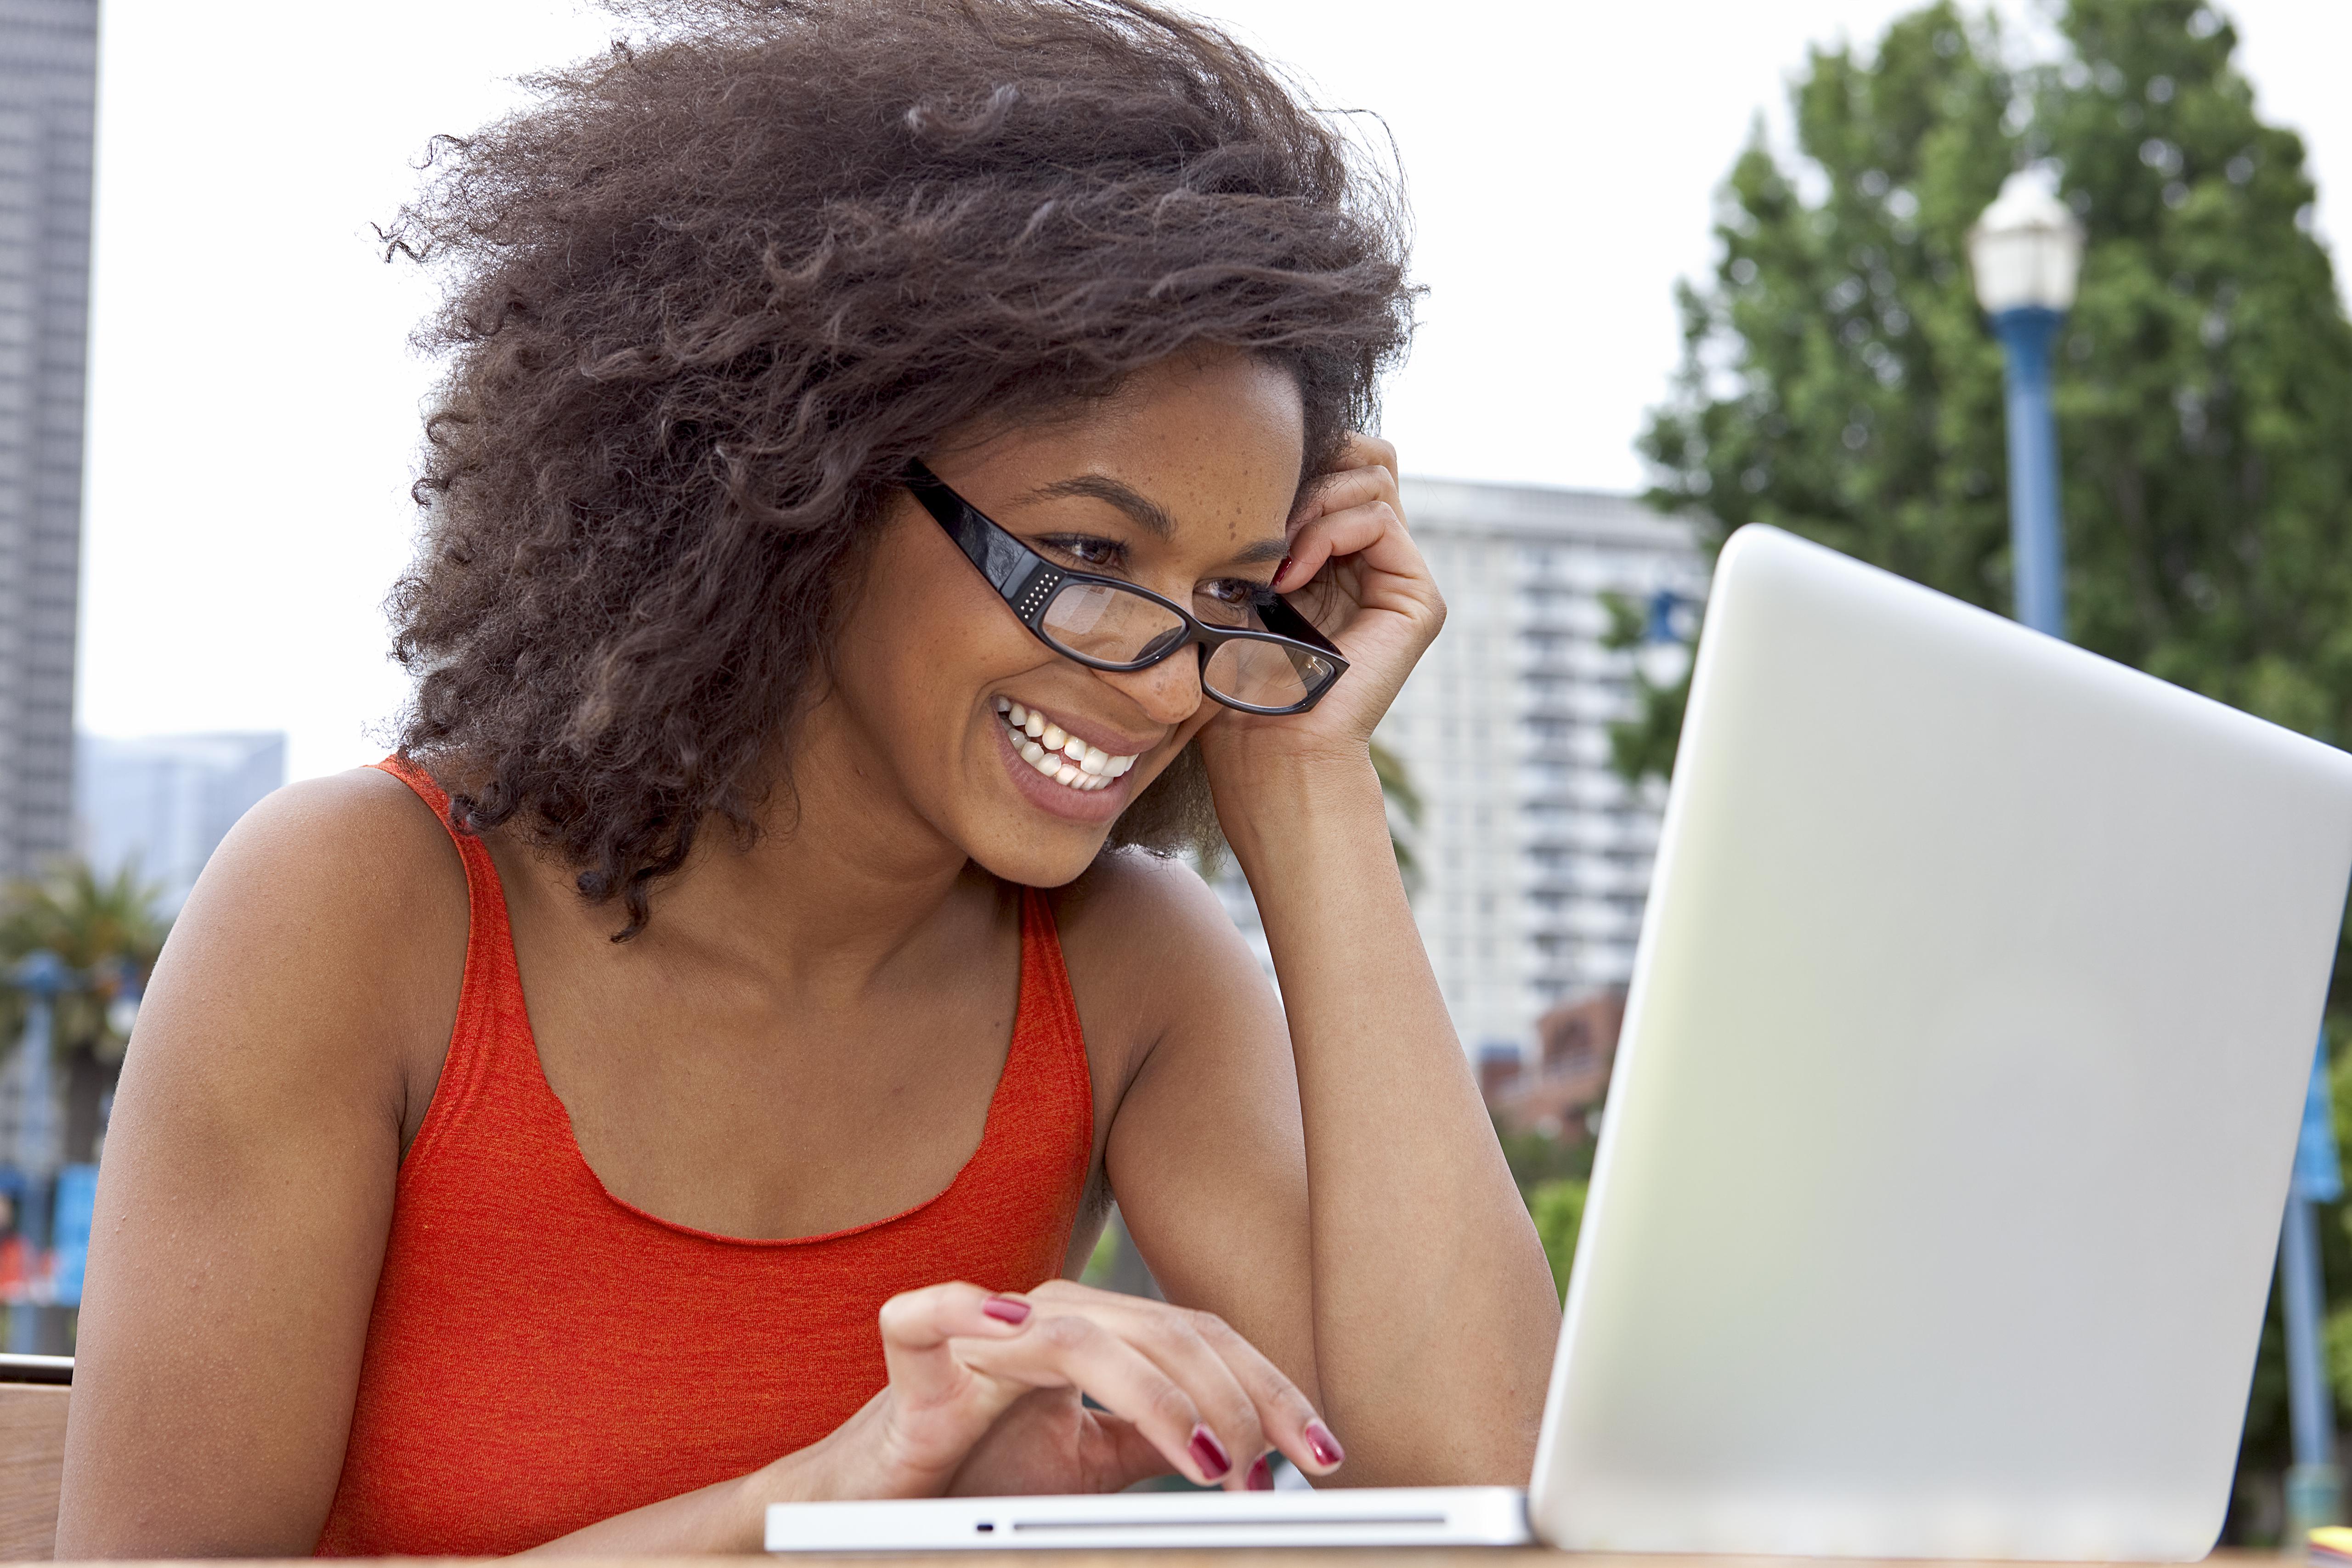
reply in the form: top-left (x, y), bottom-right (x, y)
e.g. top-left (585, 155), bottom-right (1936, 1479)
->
top-left (1000, 705), bottom-right (1141, 790)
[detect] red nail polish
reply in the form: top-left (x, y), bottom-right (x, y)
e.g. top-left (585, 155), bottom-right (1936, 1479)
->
top-left (1188, 1425), bottom-right (1231, 1480)
top-left (1276, 554), bottom-right (1295, 587)
top-left (982, 1296), bottom-right (1031, 1325)
top-left (1304, 1419), bottom-right (1343, 1468)
top-left (1247, 1454), bottom-right (1273, 1490)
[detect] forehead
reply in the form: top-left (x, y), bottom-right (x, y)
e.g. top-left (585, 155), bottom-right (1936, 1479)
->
top-left (967, 352), bottom-right (1306, 544)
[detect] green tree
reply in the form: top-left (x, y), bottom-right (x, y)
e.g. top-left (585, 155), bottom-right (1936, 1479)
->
top-left (0, 858), bottom-right (170, 1064)
top-left (1527, 1177), bottom-right (1589, 1302)
top-left (1630, 0), bottom-right (2352, 1539)
top-left (1631, 3), bottom-right (2352, 979)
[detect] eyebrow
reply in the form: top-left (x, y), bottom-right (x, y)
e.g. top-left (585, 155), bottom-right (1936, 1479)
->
top-left (1024, 475), bottom-right (1180, 538)
top-left (1023, 475), bottom-right (1290, 570)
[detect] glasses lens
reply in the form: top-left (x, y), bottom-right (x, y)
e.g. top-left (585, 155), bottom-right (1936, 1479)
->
top-left (1204, 635), bottom-right (1335, 712)
top-left (1040, 581), bottom-right (1188, 667)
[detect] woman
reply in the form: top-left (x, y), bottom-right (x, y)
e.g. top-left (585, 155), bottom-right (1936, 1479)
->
top-left (56, 0), bottom-right (1559, 1555)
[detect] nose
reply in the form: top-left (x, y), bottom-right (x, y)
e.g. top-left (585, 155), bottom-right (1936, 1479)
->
top-left (1094, 649), bottom-right (1205, 728)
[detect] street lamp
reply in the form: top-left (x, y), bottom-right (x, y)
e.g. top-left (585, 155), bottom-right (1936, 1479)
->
top-left (1978, 168), bottom-right (2343, 1542)
top-left (1966, 170), bottom-right (2084, 639)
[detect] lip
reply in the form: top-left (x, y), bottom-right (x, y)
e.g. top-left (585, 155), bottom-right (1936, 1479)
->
top-left (995, 715), bottom-right (1140, 824)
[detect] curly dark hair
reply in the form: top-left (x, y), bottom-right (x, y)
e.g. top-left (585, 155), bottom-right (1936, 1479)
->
top-left (385, 0), bottom-right (1415, 936)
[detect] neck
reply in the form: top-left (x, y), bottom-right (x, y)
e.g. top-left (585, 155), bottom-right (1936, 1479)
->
top-left (554, 695), bottom-right (985, 997)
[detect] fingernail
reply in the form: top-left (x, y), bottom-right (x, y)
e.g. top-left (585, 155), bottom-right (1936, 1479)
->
top-left (1247, 1453), bottom-right (1273, 1490)
top-left (982, 1295), bottom-right (1031, 1325)
top-left (1276, 554), bottom-right (1295, 587)
top-left (1188, 1424), bottom-right (1232, 1480)
top-left (1304, 1419), bottom-right (1344, 1468)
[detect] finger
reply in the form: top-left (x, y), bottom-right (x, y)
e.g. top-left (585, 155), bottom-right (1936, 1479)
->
top-left (1328, 431), bottom-right (1399, 478)
top-left (953, 1308), bottom-right (1236, 1486)
top-left (1110, 1308), bottom-right (1267, 1491)
top-left (1295, 462), bottom-right (1402, 532)
top-left (1279, 498), bottom-right (1428, 600)
top-left (876, 1281), bottom-right (1037, 1410)
top-left (1185, 1310), bottom-right (1346, 1479)
top-left (1087, 1409), bottom-right (1187, 1494)
top-left (1011, 1279), bottom-right (1270, 1476)
top-left (1081, 1298), bottom-right (1343, 1482)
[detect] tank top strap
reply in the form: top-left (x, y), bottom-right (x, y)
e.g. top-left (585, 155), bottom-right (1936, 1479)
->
top-left (973, 885), bottom-right (1095, 1200)
top-left (369, 754), bottom-right (1091, 1196)
top-left (1015, 884), bottom-right (1083, 1049)
top-left (371, 756), bottom-right (534, 1167)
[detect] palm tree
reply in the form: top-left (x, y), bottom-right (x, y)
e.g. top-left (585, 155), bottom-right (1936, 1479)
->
top-left (0, 859), bottom-right (170, 1064)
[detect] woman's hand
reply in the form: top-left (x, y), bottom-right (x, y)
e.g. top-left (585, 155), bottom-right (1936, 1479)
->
top-left (794, 1279), bottom-right (1345, 1501)
top-left (1195, 434), bottom-right (1441, 786)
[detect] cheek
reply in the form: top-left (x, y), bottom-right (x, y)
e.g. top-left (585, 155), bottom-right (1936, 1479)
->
top-left (1121, 705), bottom-right (1221, 793)
top-left (834, 605), bottom-right (1057, 798)
top-left (832, 524), bottom-right (1020, 726)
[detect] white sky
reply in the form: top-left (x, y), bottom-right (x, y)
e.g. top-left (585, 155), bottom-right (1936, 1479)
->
top-left (76, 0), bottom-right (2352, 781)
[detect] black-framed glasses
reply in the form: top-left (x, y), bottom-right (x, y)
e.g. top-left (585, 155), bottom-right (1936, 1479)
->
top-left (904, 460), bottom-right (1348, 715)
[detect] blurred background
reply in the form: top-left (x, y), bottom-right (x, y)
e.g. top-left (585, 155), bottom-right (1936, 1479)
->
top-left (0, 0), bottom-right (2348, 1542)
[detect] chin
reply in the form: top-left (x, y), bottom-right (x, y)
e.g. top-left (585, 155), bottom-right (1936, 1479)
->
top-left (962, 824), bottom-right (1113, 890)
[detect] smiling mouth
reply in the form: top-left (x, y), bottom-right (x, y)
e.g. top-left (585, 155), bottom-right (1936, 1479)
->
top-left (995, 697), bottom-right (1139, 792)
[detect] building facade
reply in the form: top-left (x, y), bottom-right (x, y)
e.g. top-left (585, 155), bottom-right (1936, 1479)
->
top-left (1374, 479), bottom-right (1702, 1056)
top-left (77, 733), bottom-right (288, 910)
top-left (0, 0), bottom-right (98, 879)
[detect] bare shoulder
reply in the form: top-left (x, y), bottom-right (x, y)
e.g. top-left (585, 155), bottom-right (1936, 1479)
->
top-left (193, 764), bottom-right (464, 919)
top-left (1051, 849), bottom-right (1261, 985)
top-left (59, 767), bottom-right (472, 1556)
top-left (140, 764), bottom-right (470, 1132)
top-left (1049, 849), bottom-right (1277, 1073)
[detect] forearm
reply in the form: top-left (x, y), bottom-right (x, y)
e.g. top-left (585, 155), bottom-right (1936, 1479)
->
top-left (1224, 756), bottom-right (1559, 1485)
top-left (526, 1404), bottom-right (878, 1555)
top-left (525, 1469), bottom-right (770, 1556)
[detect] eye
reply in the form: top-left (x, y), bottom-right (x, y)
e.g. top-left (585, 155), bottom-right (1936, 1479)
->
top-left (1039, 535), bottom-right (1125, 571)
top-left (1195, 577), bottom-right (1272, 627)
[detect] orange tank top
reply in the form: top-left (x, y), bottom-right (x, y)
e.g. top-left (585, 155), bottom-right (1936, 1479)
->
top-left (314, 758), bottom-right (1095, 1556)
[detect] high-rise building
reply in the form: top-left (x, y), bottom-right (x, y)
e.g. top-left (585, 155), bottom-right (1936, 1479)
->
top-left (76, 733), bottom-right (288, 910)
top-left (0, 0), bottom-right (98, 879)
top-left (1209, 479), bottom-right (1705, 1059)
top-left (1383, 479), bottom-right (1703, 1056)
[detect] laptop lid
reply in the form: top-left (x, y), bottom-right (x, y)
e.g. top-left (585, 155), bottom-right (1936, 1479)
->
top-left (1528, 526), bottom-right (2352, 1559)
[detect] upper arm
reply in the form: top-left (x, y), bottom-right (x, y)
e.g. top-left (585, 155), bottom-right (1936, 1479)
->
top-left (1055, 855), bottom-right (1316, 1403)
top-left (56, 769), bottom-right (468, 1558)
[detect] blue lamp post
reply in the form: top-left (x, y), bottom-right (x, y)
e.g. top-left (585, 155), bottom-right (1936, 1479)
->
top-left (1967, 171), bottom-right (2085, 640)
top-left (2281, 1036), bottom-right (2346, 1541)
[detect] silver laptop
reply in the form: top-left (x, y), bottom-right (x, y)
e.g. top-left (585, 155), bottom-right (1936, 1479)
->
top-left (768, 524), bottom-right (2352, 1557)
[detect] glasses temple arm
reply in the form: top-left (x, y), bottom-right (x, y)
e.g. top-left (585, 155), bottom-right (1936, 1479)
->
top-left (905, 462), bottom-right (1051, 601)
top-left (1255, 592), bottom-right (1346, 658)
